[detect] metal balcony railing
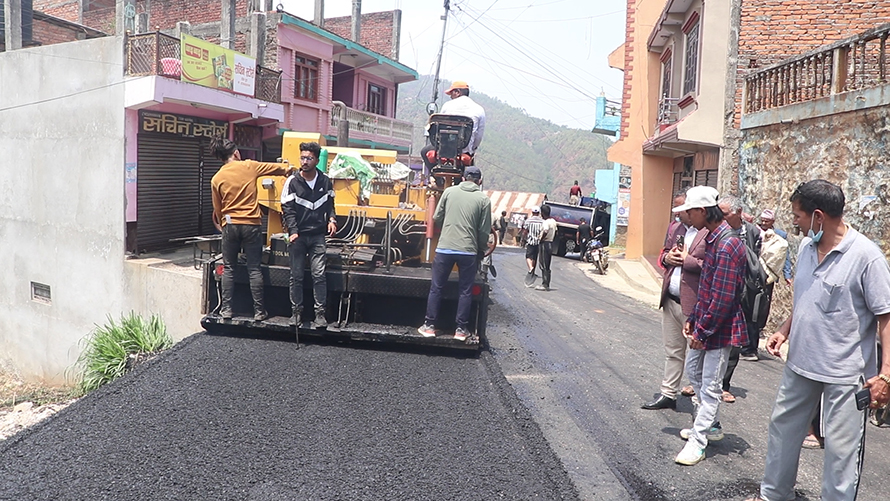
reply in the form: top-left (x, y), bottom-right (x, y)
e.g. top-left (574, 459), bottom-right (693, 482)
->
top-left (331, 103), bottom-right (414, 143)
top-left (125, 32), bottom-right (282, 104)
top-left (657, 96), bottom-right (680, 128)
top-left (745, 24), bottom-right (890, 113)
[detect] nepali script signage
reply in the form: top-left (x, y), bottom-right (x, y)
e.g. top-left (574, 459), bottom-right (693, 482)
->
top-left (139, 111), bottom-right (228, 139)
top-left (180, 34), bottom-right (256, 97)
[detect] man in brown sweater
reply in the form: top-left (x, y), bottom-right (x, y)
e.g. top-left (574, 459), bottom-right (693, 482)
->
top-left (210, 136), bottom-right (291, 321)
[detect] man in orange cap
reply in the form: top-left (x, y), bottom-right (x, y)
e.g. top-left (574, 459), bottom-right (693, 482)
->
top-left (440, 81), bottom-right (486, 155)
top-left (422, 80), bottom-right (487, 171)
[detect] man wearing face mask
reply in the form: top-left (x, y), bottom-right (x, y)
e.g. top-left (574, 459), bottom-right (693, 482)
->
top-left (749, 180), bottom-right (890, 501)
top-left (281, 142), bottom-right (337, 330)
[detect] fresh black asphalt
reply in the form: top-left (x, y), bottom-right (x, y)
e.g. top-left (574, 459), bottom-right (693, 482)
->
top-left (0, 333), bottom-right (578, 500)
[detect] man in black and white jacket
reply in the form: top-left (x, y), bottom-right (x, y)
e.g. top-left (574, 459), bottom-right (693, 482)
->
top-left (281, 142), bottom-right (337, 329)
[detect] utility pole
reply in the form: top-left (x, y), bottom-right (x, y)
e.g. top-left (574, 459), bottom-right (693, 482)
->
top-left (427, 0), bottom-right (450, 115)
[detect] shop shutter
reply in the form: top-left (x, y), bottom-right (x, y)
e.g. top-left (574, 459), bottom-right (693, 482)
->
top-left (137, 134), bottom-right (202, 251)
top-left (199, 141), bottom-right (223, 236)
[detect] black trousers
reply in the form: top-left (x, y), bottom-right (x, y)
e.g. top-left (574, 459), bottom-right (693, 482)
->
top-left (539, 242), bottom-right (553, 288)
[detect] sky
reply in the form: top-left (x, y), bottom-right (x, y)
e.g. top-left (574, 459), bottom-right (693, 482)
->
top-left (279, 0), bottom-right (627, 130)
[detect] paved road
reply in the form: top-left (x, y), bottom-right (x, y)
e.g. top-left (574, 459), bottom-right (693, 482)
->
top-left (486, 246), bottom-right (890, 501)
top-left (0, 327), bottom-right (576, 499)
top-left (3, 246), bottom-right (889, 500)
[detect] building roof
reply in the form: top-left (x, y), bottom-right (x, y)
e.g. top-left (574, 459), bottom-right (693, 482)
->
top-left (281, 13), bottom-right (418, 84)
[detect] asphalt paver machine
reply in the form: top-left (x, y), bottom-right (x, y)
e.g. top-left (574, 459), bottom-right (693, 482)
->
top-left (201, 124), bottom-right (493, 350)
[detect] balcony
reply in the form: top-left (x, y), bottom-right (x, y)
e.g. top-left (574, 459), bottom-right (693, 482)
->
top-left (745, 24), bottom-right (890, 113)
top-left (125, 32), bottom-right (282, 104)
top-left (656, 96), bottom-right (680, 131)
top-left (330, 103), bottom-right (414, 150)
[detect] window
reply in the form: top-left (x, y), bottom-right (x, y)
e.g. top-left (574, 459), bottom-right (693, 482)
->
top-left (367, 84), bottom-right (387, 116)
top-left (683, 21), bottom-right (699, 95)
top-left (294, 54), bottom-right (319, 101)
top-left (661, 51), bottom-right (673, 99)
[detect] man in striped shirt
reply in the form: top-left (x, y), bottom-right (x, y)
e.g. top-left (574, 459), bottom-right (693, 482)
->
top-left (673, 186), bottom-right (748, 466)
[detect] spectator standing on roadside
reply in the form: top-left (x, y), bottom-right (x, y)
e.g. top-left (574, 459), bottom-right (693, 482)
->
top-left (750, 179), bottom-right (890, 501)
top-left (210, 136), bottom-right (293, 321)
top-left (497, 211), bottom-right (508, 245)
top-left (535, 204), bottom-right (557, 292)
top-left (673, 186), bottom-right (747, 466)
top-left (759, 209), bottom-right (793, 285)
top-left (569, 180), bottom-right (582, 206)
top-left (523, 207), bottom-right (545, 287)
top-left (718, 195), bottom-right (762, 405)
top-left (642, 188), bottom-right (709, 411)
top-left (577, 217), bottom-right (592, 257)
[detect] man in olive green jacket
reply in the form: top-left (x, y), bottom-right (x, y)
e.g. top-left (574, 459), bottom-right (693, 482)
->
top-left (418, 166), bottom-right (492, 341)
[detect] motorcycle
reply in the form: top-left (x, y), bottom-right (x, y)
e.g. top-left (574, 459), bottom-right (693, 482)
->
top-left (582, 226), bottom-right (609, 275)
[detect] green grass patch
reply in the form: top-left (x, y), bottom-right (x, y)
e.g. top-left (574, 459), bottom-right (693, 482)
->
top-left (74, 312), bottom-right (172, 394)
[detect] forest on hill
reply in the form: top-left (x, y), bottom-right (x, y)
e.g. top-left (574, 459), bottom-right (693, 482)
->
top-left (396, 77), bottom-right (614, 202)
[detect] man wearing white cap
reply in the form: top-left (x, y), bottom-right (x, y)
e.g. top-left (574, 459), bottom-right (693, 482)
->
top-left (672, 186), bottom-right (748, 466)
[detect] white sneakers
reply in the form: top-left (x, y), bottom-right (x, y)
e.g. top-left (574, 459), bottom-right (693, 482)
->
top-left (675, 440), bottom-right (705, 465)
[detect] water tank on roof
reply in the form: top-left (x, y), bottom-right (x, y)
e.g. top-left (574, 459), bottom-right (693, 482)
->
top-left (0, 0), bottom-right (34, 44)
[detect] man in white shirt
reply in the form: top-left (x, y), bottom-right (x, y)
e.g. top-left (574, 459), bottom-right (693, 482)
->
top-left (440, 81), bottom-right (486, 156)
top-left (422, 80), bottom-right (486, 171)
top-left (535, 204), bottom-right (558, 291)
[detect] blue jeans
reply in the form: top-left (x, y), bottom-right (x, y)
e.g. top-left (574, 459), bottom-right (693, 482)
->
top-left (424, 252), bottom-right (477, 330)
top-left (288, 233), bottom-right (327, 313)
top-left (685, 346), bottom-right (732, 448)
top-left (221, 224), bottom-right (264, 315)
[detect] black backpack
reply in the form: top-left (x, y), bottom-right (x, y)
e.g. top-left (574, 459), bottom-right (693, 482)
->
top-left (716, 224), bottom-right (769, 327)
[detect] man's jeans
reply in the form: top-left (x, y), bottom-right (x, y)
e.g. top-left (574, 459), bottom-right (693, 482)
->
top-left (288, 233), bottom-right (327, 314)
top-left (425, 252), bottom-right (477, 330)
top-left (685, 345), bottom-right (732, 449)
top-left (221, 224), bottom-right (264, 315)
top-left (539, 242), bottom-right (553, 288)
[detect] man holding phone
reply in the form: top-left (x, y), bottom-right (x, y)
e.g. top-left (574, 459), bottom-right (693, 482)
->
top-left (749, 180), bottom-right (890, 501)
top-left (642, 188), bottom-right (709, 410)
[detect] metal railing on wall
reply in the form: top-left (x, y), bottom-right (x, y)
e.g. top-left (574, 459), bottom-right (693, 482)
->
top-left (331, 105), bottom-right (414, 142)
top-left (125, 32), bottom-right (282, 104)
top-left (745, 24), bottom-right (890, 113)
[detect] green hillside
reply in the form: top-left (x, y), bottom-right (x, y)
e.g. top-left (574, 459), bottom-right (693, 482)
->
top-left (396, 76), bottom-right (613, 201)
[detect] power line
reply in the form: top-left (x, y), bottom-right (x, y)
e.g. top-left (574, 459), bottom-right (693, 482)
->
top-left (0, 79), bottom-right (126, 113)
top-left (486, 10), bottom-right (624, 23)
top-left (458, 3), bottom-right (622, 95)
top-left (450, 15), bottom-right (576, 167)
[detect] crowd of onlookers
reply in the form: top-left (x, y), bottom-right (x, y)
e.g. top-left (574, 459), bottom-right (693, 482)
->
top-left (640, 181), bottom-right (890, 501)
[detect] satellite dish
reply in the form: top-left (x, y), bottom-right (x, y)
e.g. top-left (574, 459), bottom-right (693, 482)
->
top-left (426, 102), bottom-right (438, 116)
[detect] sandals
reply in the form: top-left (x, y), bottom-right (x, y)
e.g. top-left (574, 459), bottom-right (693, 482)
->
top-left (802, 434), bottom-right (824, 449)
top-left (681, 385), bottom-right (695, 396)
top-left (722, 390), bottom-right (736, 403)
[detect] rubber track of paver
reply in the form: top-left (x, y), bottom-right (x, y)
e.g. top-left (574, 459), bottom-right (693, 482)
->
top-left (0, 333), bottom-right (578, 501)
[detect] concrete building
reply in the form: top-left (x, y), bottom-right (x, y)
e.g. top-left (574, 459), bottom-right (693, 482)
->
top-left (609, 0), bottom-right (739, 261)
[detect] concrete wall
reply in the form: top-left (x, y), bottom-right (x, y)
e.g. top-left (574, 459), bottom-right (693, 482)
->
top-left (0, 37), bottom-right (127, 383)
top-left (739, 85), bottom-right (890, 327)
top-left (0, 36), bottom-right (204, 384)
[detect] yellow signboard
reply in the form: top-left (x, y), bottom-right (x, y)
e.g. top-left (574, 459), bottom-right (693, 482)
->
top-left (180, 34), bottom-right (256, 97)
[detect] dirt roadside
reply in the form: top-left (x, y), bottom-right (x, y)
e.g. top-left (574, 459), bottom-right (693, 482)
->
top-left (0, 369), bottom-right (78, 441)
